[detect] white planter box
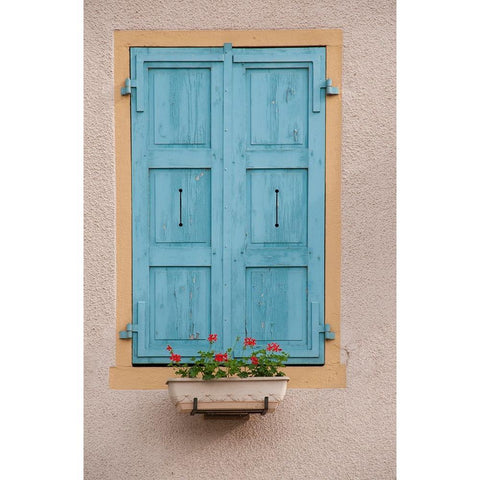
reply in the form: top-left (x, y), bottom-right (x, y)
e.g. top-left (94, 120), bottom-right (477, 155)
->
top-left (166, 377), bottom-right (289, 414)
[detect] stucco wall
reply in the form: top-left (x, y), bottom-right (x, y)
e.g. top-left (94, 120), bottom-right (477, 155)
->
top-left (84, 1), bottom-right (396, 479)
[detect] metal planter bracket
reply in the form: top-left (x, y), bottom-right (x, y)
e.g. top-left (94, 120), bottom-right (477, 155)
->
top-left (190, 396), bottom-right (270, 417)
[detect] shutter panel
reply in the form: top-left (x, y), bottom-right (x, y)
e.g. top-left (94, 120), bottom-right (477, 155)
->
top-left (230, 48), bottom-right (327, 364)
top-left (131, 48), bottom-right (225, 363)
top-left (130, 46), bottom-right (327, 365)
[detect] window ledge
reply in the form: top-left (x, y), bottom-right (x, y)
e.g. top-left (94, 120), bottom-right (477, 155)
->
top-left (109, 364), bottom-right (346, 390)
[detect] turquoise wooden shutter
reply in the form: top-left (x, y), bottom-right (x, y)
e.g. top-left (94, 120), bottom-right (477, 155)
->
top-left (129, 46), bottom-right (329, 365)
top-left (230, 48), bottom-right (327, 364)
top-left (131, 48), bottom-right (225, 363)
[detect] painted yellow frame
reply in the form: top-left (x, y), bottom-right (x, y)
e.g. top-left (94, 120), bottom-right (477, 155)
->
top-left (110, 29), bottom-right (345, 389)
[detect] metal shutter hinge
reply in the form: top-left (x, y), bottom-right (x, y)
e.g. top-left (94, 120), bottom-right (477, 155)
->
top-left (119, 323), bottom-right (138, 339)
top-left (319, 324), bottom-right (335, 340)
top-left (121, 78), bottom-right (137, 96)
top-left (321, 79), bottom-right (339, 95)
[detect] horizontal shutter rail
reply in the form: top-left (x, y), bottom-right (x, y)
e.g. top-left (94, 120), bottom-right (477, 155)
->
top-left (137, 53), bottom-right (225, 63)
top-left (233, 54), bottom-right (317, 63)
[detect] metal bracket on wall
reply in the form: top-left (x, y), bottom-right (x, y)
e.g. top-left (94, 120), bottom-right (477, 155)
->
top-left (322, 78), bottom-right (339, 95)
top-left (121, 78), bottom-right (137, 96)
top-left (190, 397), bottom-right (270, 417)
top-left (319, 323), bottom-right (336, 340)
top-left (119, 323), bottom-right (138, 339)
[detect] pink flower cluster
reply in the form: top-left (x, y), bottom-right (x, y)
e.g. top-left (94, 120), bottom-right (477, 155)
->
top-left (166, 335), bottom-right (284, 368)
top-left (214, 353), bottom-right (228, 362)
top-left (166, 345), bottom-right (181, 362)
top-left (170, 353), bottom-right (181, 362)
top-left (267, 342), bottom-right (282, 352)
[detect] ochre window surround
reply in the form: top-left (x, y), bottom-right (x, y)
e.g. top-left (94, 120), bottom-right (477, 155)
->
top-left (110, 29), bottom-right (345, 389)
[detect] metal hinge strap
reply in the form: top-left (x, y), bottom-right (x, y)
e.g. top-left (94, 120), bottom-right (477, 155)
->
top-left (319, 323), bottom-right (335, 340)
top-left (119, 323), bottom-right (138, 339)
top-left (121, 78), bottom-right (137, 96)
top-left (312, 302), bottom-right (336, 340)
top-left (321, 78), bottom-right (339, 95)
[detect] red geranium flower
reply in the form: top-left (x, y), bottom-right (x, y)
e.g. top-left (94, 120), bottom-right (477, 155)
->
top-left (244, 337), bottom-right (256, 347)
top-left (208, 333), bottom-right (218, 343)
top-left (267, 342), bottom-right (282, 352)
top-left (166, 345), bottom-right (172, 352)
top-left (215, 353), bottom-right (228, 362)
top-left (170, 353), bottom-right (181, 362)
top-left (250, 356), bottom-right (259, 365)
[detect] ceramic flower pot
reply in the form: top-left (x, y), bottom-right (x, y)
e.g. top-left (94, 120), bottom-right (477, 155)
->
top-left (166, 376), bottom-right (289, 414)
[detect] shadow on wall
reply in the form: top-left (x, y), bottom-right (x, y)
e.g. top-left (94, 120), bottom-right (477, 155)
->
top-left (145, 392), bottom-right (282, 440)
top-left (128, 388), bottom-right (338, 449)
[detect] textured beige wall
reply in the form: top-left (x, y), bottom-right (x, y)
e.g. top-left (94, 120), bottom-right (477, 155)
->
top-left (84, 1), bottom-right (396, 479)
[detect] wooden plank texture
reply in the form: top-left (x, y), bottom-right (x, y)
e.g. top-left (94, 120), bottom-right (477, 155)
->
top-left (131, 49), bottom-right (224, 363)
top-left (231, 47), bottom-right (326, 363)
